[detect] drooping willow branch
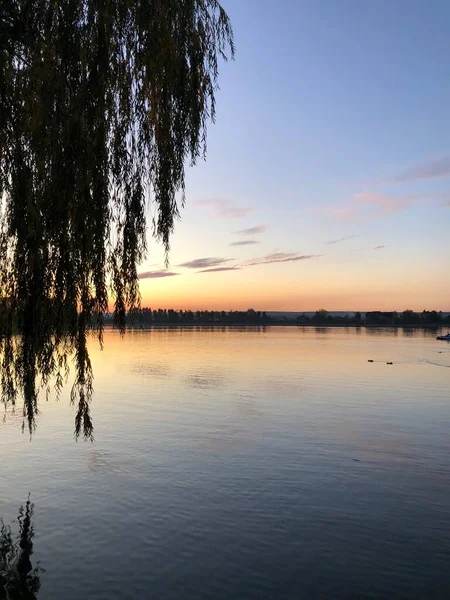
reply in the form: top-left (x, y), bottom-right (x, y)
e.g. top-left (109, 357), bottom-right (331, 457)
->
top-left (0, 497), bottom-right (43, 598)
top-left (0, 0), bottom-right (234, 438)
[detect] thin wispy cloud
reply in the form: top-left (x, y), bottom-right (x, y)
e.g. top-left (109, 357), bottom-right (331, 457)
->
top-left (233, 225), bottom-right (267, 235)
top-left (198, 266), bottom-right (241, 273)
top-left (325, 235), bottom-right (359, 245)
top-left (179, 257), bottom-right (233, 269)
top-left (245, 252), bottom-right (321, 266)
top-left (354, 191), bottom-right (416, 214)
top-left (443, 199), bottom-right (450, 208)
top-left (196, 199), bottom-right (253, 218)
top-left (373, 245), bottom-right (385, 250)
top-left (138, 270), bottom-right (179, 279)
top-left (229, 240), bottom-right (260, 246)
top-left (387, 156), bottom-right (450, 184)
top-left (315, 205), bottom-right (357, 220)
top-left (317, 191), bottom-right (417, 221)
top-left (184, 251), bottom-right (321, 275)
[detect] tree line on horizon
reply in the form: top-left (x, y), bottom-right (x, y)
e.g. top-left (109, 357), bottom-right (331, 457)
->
top-left (103, 308), bottom-right (450, 327)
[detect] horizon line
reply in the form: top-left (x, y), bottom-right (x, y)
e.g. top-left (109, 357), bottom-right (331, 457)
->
top-left (106, 307), bottom-right (450, 314)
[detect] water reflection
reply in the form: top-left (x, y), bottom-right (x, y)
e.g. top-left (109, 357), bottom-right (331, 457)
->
top-left (184, 371), bottom-right (226, 390)
top-left (0, 333), bottom-right (94, 441)
top-left (403, 328), bottom-right (415, 337)
top-left (234, 392), bottom-right (264, 418)
top-left (130, 325), bottom-right (268, 334)
top-left (87, 450), bottom-right (133, 475)
top-left (131, 361), bottom-right (171, 380)
top-left (2, 328), bottom-right (450, 599)
top-left (0, 499), bottom-right (42, 600)
top-left (2, 325), bottom-right (448, 439)
top-left (365, 327), bottom-right (387, 335)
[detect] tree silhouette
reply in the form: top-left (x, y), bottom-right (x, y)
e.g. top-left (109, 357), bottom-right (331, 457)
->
top-left (0, 498), bottom-right (43, 600)
top-left (0, 1), bottom-right (234, 438)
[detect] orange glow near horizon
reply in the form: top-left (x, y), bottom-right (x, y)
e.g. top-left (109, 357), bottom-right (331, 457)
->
top-left (112, 208), bottom-right (450, 313)
top-left (131, 268), bottom-right (449, 313)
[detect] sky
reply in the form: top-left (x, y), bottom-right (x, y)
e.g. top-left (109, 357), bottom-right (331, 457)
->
top-left (138, 0), bottom-right (450, 312)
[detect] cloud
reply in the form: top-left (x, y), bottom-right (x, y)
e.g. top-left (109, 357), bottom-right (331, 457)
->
top-left (185, 252), bottom-right (321, 275)
top-left (198, 266), bottom-right (241, 273)
top-left (388, 156), bottom-right (450, 184)
top-left (314, 205), bottom-right (357, 220)
top-left (443, 200), bottom-right (450, 208)
top-left (229, 240), bottom-right (260, 246)
top-left (233, 225), bottom-right (267, 235)
top-left (325, 235), bottom-right (359, 245)
top-left (317, 191), bottom-right (417, 221)
top-left (373, 245), bottom-right (385, 250)
top-left (196, 199), bottom-right (253, 218)
top-left (245, 252), bottom-right (322, 266)
top-left (138, 270), bottom-right (179, 279)
top-left (353, 191), bottom-right (416, 214)
top-left (178, 257), bottom-right (233, 269)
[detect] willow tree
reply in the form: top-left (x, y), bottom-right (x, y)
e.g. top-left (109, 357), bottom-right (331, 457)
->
top-left (0, 0), bottom-right (234, 439)
top-left (0, 498), bottom-right (42, 598)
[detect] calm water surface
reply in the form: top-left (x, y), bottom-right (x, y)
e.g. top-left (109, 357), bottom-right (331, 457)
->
top-left (2, 327), bottom-right (450, 599)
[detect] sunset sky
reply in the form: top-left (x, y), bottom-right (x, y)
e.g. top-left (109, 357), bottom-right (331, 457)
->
top-left (138, 0), bottom-right (450, 311)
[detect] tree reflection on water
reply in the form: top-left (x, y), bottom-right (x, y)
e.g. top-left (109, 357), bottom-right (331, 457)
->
top-left (0, 498), bottom-right (42, 599)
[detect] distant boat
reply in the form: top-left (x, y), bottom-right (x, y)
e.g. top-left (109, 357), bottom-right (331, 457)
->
top-left (436, 332), bottom-right (450, 341)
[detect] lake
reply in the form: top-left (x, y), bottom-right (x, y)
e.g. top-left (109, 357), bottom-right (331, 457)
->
top-left (2, 327), bottom-right (450, 599)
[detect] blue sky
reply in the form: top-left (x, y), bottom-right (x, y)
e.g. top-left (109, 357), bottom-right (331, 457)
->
top-left (139, 0), bottom-right (450, 311)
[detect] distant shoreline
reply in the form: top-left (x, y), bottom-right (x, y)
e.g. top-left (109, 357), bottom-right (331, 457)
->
top-left (101, 309), bottom-right (450, 330)
top-left (104, 323), bottom-right (448, 331)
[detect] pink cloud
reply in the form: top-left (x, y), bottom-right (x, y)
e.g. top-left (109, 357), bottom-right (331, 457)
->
top-left (353, 192), bottom-right (416, 214)
top-left (196, 199), bottom-right (253, 218)
top-left (316, 191), bottom-right (418, 221)
top-left (314, 205), bottom-right (356, 220)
